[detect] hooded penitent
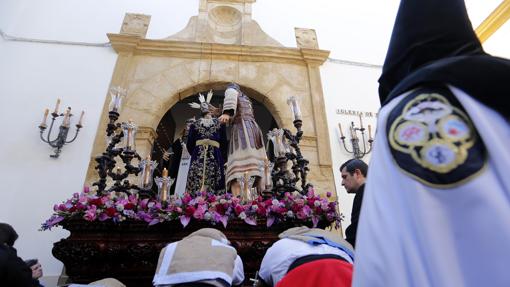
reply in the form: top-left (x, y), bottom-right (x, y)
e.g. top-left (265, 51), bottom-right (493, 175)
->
top-left (353, 1), bottom-right (510, 286)
top-left (379, 0), bottom-right (510, 119)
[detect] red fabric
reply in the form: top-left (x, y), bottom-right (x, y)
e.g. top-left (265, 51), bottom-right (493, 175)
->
top-left (276, 259), bottom-right (353, 287)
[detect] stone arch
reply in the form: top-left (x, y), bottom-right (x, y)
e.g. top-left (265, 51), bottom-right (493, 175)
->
top-left (150, 82), bottom-right (280, 183)
top-left (147, 80), bottom-right (282, 160)
top-left (160, 81), bottom-right (283, 128)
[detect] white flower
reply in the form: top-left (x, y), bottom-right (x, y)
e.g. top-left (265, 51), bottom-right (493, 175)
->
top-left (314, 201), bottom-right (321, 207)
top-left (272, 199), bottom-right (280, 206)
top-left (287, 210), bottom-right (294, 218)
top-left (204, 212), bottom-right (212, 221)
top-left (239, 212), bottom-right (247, 220)
top-left (220, 199), bottom-right (227, 204)
top-left (116, 204), bottom-right (124, 212)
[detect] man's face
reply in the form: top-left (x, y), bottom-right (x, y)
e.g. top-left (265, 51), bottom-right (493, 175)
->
top-left (341, 167), bottom-right (360, 194)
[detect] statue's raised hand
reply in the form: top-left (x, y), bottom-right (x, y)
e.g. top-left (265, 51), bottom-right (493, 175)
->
top-left (219, 114), bottom-right (230, 124)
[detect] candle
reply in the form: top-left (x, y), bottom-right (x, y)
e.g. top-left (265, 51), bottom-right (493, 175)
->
top-left (368, 124), bottom-right (372, 139)
top-left (114, 93), bottom-right (121, 112)
top-left (359, 114), bottom-right (364, 129)
top-left (349, 125), bottom-right (354, 139)
top-left (41, 108), bottom-right (49, 127)
top-left (161, 168), bottom-right (169, 201)
top-left (338, 123), bottom-right (344, 137)
top-left (78, 111), bottom-right (85, 126)
top-left (264, 158), bottom-right (269, 187)
top-left (287, 96), bottom-right (302, 121)
top-left (53, 99), bottom-right (61, 114)
top-left (126, 120), bottom-right (133, 149)
top-left (143, 155), bottom-right (151, 186)
top-left (243, 172), bottom-right (250, 193)
top-left (62, 108), bottom-right (71, 127)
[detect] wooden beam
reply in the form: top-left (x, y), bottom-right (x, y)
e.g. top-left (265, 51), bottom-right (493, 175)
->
top-left (475, 0), bottom-right (510, 43)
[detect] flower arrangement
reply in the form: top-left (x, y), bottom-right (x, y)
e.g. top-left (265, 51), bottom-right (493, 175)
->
top-left (41, 187), bottom-right (342, 230)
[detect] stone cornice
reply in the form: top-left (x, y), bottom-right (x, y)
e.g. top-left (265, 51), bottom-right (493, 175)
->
top-left (107, 33), bottom-right (330, 66)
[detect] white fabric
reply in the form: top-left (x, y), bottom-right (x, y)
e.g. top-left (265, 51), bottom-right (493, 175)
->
top-left (223, 88), bottom-right (238, 114)
top-left (259, 238), bottom-right (353, 287)
top-left (353, 85), bottom-right (510, 287)
top-left (174, 146), bottom-right (191, 197)
top-left (153, 239), bottom-right (244, 286)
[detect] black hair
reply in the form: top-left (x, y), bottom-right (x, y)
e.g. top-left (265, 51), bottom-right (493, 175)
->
top-left (0, 223), bottom-right (18, 247)
top-left (340, 159), bottom-right (368, 177)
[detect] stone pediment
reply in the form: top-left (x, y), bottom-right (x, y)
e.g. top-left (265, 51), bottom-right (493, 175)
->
top-left (164, 0), bottom-right (283, 47)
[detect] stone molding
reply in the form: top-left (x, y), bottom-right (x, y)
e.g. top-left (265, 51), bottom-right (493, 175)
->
top-left (107, 34), bottom-right (330, 66)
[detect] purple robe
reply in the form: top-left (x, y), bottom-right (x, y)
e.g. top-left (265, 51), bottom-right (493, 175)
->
top-left (185, 117), bottom-right (227, 194)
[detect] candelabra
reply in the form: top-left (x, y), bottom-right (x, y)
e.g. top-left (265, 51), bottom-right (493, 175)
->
top-left (91, 86), bottom-right (159, 199)
top-left (38, 99), bottom-right (84, 158)
top-left (338, 115), bottom-right (374, 159)
top-left (266, 96), bottom-right (311, 198)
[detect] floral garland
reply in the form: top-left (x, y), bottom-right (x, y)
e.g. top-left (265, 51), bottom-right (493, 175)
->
top-left (41, 187), bottom-right (342, 230)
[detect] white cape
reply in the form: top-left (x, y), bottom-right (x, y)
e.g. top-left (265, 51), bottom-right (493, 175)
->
top-left (353, 85), bottom-right (510, 287)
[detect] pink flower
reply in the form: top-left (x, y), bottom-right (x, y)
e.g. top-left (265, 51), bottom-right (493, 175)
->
top-left (193, 205), bottom-right (207, 219)
top-left (84, 205), bottom-right (97, 221)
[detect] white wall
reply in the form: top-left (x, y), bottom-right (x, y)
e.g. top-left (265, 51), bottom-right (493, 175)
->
top-left (321, 61), bottom-right (381, 235)
top-left (0, 40), bottom-right (117, 277)
top-left (0, 0), bottom-right (509, 282)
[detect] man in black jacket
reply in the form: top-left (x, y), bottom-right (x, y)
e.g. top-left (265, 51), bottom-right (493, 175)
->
top-left (340, 159), bottom-right (368, 248)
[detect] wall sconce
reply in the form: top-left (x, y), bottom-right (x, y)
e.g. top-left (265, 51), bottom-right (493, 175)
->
top-left (38, 99), bottom-right (84, 158)
top-left (338, 114), bottom-right (373, 159)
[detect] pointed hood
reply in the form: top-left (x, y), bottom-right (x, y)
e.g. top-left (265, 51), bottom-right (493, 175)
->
top-left (379, 0), bottom-right (484, 104)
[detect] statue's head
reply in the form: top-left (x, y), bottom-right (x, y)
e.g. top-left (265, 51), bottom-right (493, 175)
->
top-left (188, 90), bottom-right (216, 115)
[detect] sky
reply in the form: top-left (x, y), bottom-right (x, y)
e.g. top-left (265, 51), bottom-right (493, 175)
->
top-left (0, 0), bottom-right (508, 65)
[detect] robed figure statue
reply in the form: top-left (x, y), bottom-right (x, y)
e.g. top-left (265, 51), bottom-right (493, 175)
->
top-left (185, 91), bottom-right (228, 194)
top-left (219, 83), bottom-right (267, 195)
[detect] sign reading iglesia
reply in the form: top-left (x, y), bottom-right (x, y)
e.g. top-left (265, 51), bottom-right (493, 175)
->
top-left (336, 109), bottom-right (378, 118)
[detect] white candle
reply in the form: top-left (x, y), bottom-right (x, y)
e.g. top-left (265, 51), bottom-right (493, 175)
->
top-left (359, 114), bottom-right (364, 129)
top-left (53, 99), bottom-right (61, 114)
top-left (78, 111), bottom-right (85, 126)
top-left (287, 96), bottom-right (302, 121)
top-left (41, 108), bottom-right (49, 127)
top-left (126, 120), bottom-right (133, 149)
top-left (368, 124), bottom-right (372, 139)
top-left (338, 123), bottom-right (344, 137)
top-left (62, 108), bottom-right (71, 127)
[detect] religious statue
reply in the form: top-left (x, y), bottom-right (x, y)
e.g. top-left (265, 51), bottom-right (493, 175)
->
top-left (219, 83), bottom-right (267, 196)
top-left (186, 91), bottom-right (228, 194)
top-left (166, 118), bottom-right (195, 197)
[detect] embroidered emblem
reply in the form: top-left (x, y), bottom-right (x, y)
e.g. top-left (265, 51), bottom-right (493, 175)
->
top-left (387, 86), bottom-right (486, 187)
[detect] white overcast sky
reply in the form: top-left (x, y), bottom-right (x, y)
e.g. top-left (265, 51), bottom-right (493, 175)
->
top-left (0, 0), bottom-right (508, 64)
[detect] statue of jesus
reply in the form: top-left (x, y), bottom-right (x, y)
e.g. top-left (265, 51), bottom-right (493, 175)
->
top-left (219, 83), bottom-right (267, 196)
